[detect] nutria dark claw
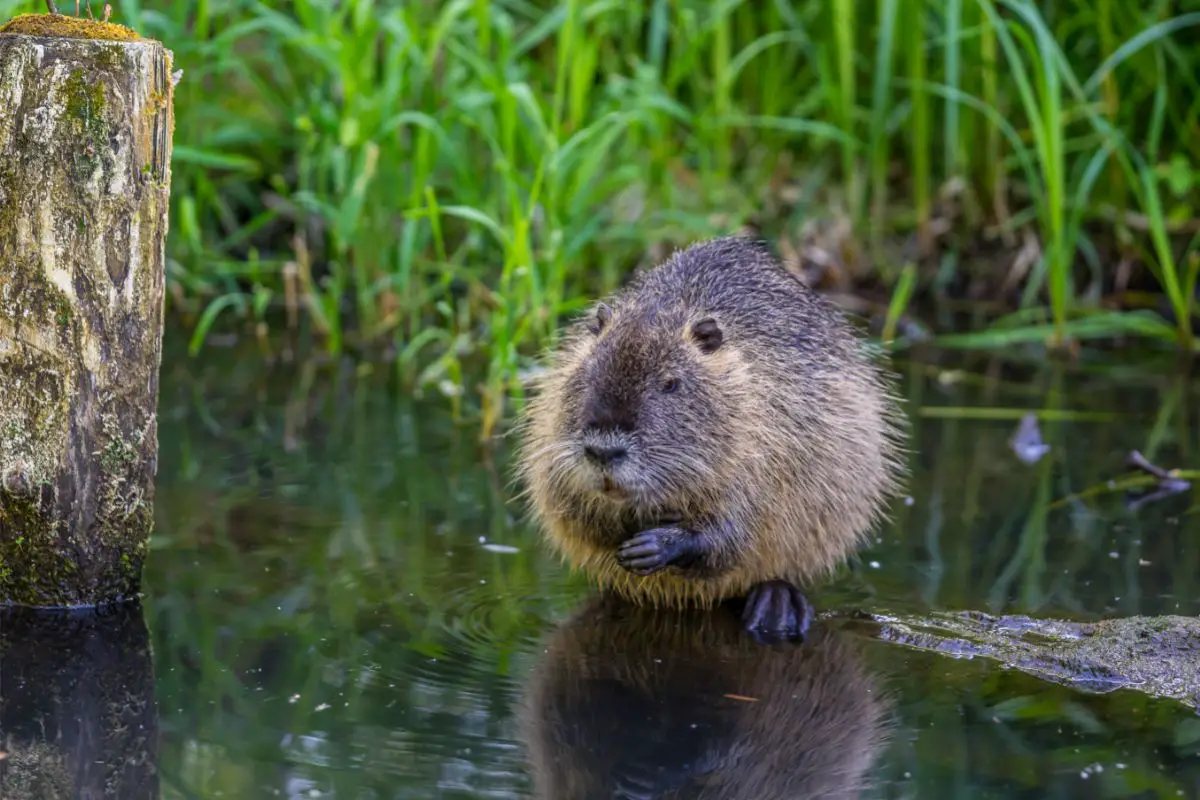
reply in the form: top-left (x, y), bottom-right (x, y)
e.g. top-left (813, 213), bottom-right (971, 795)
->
top-left (616, 527), bottom-right (690, 576)
top-left (742, 580), bottom-right (813, 643)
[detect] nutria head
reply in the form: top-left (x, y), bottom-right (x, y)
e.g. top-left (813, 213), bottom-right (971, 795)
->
top-left (539, 297), bottom-right (745, 514)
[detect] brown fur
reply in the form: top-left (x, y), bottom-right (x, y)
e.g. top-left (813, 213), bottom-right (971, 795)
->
top-left (513, 236), bottom-right (907, 608)
top-left (517, 595), bottom-right (891, 799)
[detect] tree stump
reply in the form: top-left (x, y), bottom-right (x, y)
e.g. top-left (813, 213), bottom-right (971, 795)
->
top-left (0, 15), bottom-right (174, 607)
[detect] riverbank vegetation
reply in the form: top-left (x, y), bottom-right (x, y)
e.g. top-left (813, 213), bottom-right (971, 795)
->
top-left (2, 0), bottom-right (1198, 432)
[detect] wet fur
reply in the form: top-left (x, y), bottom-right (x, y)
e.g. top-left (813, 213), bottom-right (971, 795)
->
top-left (513, 236), bottom-right (908, 608)
top-left (517, 595), bottom-right (891, 799)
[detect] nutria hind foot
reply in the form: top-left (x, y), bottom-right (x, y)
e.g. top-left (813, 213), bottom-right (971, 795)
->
top-left (741, 580), bottom-right (814, 644)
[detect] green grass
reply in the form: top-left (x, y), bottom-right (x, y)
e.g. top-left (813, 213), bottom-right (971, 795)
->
top-left (2, 0), bottom-right (1199, 433)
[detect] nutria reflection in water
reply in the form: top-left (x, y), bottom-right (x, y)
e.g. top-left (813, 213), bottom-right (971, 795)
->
top-left (517, 595), bottom-right (890, 799)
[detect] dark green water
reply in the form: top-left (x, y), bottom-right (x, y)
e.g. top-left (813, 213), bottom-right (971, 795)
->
top-left (141, 337), bottom-right (1200, 799)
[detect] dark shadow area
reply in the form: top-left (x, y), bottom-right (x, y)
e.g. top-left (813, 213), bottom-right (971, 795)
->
top-left (0, 601), bottom-right (160, 799)
top-left (517, 593), bottom-right (890, 799)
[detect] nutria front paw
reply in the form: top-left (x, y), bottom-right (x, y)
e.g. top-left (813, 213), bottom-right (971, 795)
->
top-left (616, 527), bottom-right (689, 576)
top-left (742, 580), bottom-right (814, 643)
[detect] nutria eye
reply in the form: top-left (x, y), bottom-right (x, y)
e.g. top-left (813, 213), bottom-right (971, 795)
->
top-left (691, 317), bottom-right (723, 353)
top-left (661, 378), bottom-right (680, 394)
top-left (587, 302), bottom-right (613, 335)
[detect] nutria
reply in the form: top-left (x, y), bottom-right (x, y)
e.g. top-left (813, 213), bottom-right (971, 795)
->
top-left (514, 236), bottom-right (906, 639)
top-left (516, 594), bottom-right (891, 799)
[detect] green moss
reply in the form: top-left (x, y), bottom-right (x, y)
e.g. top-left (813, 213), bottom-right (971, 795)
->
top-left (93, 43), bottom-right (125, 71)
top-left (88, 410), bottom-right (155, 600)
top-left (0, 472), bottom-right (150, 606)
top-left (0, 359), bottom-right (153, 607)
top-left (0, 163), bottom-right (16, 244)
top-left (99, 424), bottom-right (137, 472)
top-left (0, 501), bottom-right (81, 607)
top-left (0, 353), bottom-right (67, 485)
top-left (0, 351), bottom-right (71, 606)
top-left (63, 68), bottom-right (105, 121)
top-left (60, 67), bottom-right (108, 170)
top-left (0, 258), bottom-right (77, 353)
top-left (0, 13), bottom-right (143, 42)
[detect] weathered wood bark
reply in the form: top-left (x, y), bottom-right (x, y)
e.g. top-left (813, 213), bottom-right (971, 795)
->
top-left (0, 17), bottom-right (174, 606)
top-left (854, 609), bottom-right (1200, 711)
top-left (0, 603), bottom-right (160, 799)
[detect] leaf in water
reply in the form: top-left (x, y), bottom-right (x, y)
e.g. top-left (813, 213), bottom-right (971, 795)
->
top-left (481, 543), bottom-right (521, 554)
top-left (1010, 412), bottom-right (1050, 465)
top-left (989, 695), bottom-right (1036, 719)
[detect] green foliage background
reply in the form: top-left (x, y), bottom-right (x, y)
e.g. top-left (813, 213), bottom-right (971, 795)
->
top-left (2, 0), bottom-right (1199, 431)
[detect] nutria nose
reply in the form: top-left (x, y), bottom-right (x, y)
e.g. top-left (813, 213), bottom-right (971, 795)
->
top-left (583, 444), bottom-right (627, 467)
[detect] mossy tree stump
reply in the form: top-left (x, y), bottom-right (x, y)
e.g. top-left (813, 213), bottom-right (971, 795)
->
top-left (0, 16), bottom-right (174, 607)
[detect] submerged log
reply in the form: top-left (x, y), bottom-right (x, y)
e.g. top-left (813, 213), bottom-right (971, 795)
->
top-left (0, 15), bottom-right (174, 606)
top-left (854, 609), bottom-right (1200, 711)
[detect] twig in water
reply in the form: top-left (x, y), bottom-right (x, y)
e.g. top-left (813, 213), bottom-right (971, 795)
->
top-left (1124, 450), bottom-right (1191, 510)
top-left (1126, 484), bottom-right (1188, 512)
top-left (1127, 450), bottom-right (1188, 487)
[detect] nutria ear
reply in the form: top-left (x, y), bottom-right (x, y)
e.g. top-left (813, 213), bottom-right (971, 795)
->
top-left (691, 317), bottom-right (723, 353)
top-left (588, 302), bottom-right (612, 335)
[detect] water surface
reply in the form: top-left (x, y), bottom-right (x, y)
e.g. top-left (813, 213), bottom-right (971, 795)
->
top-left (145, 335), bottom-right (1200, 798)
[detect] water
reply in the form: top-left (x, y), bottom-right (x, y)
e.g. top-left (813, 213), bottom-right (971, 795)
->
top-left (12, 334), bottom-right (1200, 798)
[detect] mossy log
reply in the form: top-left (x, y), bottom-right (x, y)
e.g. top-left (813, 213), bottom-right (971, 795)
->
top-left (0, 603), bottom-right (160, 799)
top-left (0, 18), bottom-right (174, 607)
top-left (857, 609), bottom-right (1200, 711)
